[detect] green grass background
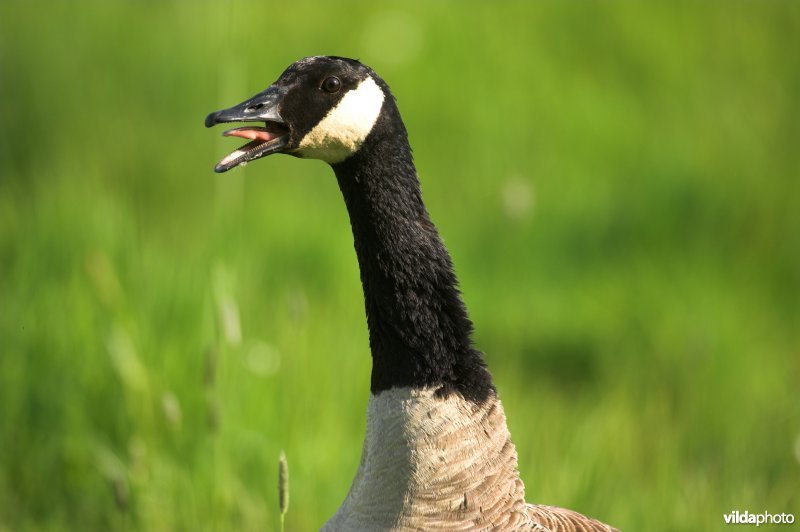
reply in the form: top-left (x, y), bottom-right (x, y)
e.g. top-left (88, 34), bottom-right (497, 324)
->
top-left (1, 1), bottom-right (798, 530)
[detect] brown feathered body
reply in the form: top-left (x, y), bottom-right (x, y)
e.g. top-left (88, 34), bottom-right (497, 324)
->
top-left (324, 388), bottom-right (616, 531)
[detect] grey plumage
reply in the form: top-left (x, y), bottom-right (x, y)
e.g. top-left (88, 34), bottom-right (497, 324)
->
top-left (323, 388), bottom-right (616, 531)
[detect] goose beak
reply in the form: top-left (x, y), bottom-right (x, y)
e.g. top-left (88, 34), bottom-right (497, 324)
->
top-left (205, 85), bottom-right (291, 173)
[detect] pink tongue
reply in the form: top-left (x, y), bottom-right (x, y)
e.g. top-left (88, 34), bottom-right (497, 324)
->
top-left (224, 128), bottom-right (278, 142)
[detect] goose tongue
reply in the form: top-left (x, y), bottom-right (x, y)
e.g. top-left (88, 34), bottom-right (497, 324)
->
top-left (223, 126), bottom-right (281, 142)
top-left (215, 125), bottom-right (290, 172)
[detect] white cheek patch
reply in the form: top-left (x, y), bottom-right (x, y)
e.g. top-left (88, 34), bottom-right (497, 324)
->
top-left (297, 76), bottom-right (385, 164)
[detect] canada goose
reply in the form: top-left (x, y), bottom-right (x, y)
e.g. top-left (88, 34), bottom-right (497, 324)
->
top-left (206, 56), bottom-right (616, 531)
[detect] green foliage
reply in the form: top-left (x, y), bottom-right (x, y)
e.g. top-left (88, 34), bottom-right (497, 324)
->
top-left (1, 1), bottom-right (798, 530)
top-left (278, 451), bottom-right (288, 531)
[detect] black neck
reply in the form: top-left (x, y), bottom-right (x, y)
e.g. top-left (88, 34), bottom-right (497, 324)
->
top-left (332, 105), bottom-right (493, 403)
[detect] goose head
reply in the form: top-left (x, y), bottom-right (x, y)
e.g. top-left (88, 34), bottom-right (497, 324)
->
top-left (205, 56), bottom-right (389, 172)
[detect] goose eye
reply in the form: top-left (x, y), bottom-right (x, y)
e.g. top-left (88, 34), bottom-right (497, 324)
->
top-left (321, 76), bottom-right (341, 93)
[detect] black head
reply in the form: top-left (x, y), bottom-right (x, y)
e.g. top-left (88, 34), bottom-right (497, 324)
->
top-left (205, 56), bottom-right (390, 172)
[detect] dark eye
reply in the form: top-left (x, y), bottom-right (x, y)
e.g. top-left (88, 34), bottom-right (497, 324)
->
top-left (321, 76), bottom-right (341, 93)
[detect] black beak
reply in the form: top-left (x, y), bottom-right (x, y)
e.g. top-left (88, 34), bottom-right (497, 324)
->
top-left (205, 85), bottom-right (291, 173)
top-left (205, 85), bottom-right (287, 127)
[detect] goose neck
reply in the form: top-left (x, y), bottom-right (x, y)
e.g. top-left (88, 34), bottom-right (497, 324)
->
top-left (332, 130), bottom-right (493, 402)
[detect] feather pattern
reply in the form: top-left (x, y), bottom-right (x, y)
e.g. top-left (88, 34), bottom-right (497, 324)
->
top-left (324, 388), bottom-right (616, 531)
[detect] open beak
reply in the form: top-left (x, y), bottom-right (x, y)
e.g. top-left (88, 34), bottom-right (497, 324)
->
top-left (205, 85), bottom-right (290, 173)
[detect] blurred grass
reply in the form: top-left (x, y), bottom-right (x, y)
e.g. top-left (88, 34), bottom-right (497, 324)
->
top-left (1, 1), bottom-right (799, 530)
